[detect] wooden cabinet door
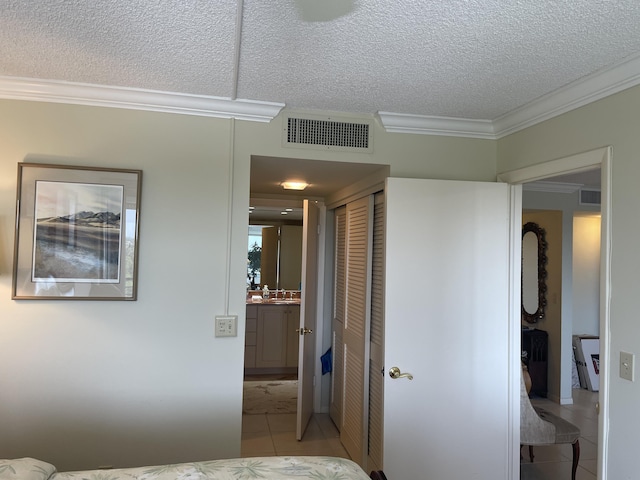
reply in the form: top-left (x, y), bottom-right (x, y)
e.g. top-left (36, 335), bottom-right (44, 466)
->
top-left (244, 305), bottom-right (258, 368)
top-left (256, 306), bottom-right (288, 368)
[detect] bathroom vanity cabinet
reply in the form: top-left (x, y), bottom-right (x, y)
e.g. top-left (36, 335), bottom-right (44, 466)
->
top-left (245, 303), bottom-right (300, 373)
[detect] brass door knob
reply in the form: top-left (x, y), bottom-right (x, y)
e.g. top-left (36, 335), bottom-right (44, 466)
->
top-left (389, 366), bottom-right (413, 380)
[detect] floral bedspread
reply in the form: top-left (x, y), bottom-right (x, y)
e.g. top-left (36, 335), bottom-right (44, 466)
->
top-left (1, 456), bottom-right (371, 480)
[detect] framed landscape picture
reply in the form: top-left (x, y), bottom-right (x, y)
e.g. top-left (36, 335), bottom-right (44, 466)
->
top-left (12, 163), bottom-right (142, 300)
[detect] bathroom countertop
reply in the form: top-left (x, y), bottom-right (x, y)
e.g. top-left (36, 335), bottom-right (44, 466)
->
top-left (246, 291), bottom-right (301, 305)
top-left (246, 297), bottom-right (301, 305)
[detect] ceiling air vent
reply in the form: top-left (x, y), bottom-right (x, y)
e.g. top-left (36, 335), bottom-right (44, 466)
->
top-left (284, 115), bottom-right (372, 153)
top-left (579, 188), bottom-right (601, 206)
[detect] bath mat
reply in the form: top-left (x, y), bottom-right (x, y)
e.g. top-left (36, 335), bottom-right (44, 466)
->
top-left (242, 380), bottom-right (298, 414)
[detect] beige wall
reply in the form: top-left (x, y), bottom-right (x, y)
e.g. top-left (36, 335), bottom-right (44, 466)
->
top-left (234, 113), bottom-right (498, 183)
top-left (0, 100), bottom-right (498, 471)
top-left (499, 83), bottom-right (640, 480)
top-left (522, 210), bottom-right (563, 401)
top-left (0, 100), bottom-right (243, 470)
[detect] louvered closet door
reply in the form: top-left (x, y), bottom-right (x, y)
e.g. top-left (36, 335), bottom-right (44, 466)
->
top-left (367, 192), bottom-right (385, 472)
top-left (340, 195), bottom-right (373, 467)
top-left (330, 207), bottom-right (346, 427)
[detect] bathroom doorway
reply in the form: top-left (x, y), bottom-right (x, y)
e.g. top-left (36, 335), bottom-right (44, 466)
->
top-left (243, 214), bottom-right (302, 415)
top-left (241, 155), bottom-right (390, 446)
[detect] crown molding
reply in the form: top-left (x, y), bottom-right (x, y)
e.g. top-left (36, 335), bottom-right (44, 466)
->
top-left (376, 111), bottom-right (495, 139)
top-left (493, 52), bottom-right (640, 138)
top-left (4, 51), bottom-right (640, 134)
top-left (0, 76), bottom-right (284, 122)
top-left (378, 53), bottom-right (640, 139)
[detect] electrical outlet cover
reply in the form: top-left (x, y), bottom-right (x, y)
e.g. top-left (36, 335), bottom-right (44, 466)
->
top-left (215, 315), bottom-right (238, 337)
top-left (620, 351), bottom-right (634, 381)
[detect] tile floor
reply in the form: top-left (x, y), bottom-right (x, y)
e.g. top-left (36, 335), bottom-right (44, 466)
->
top-left (241, 388), bottom-right (599, 479)
top-left (521, 388), bottom-right (599, 480)
top-left (241, 412), bottom-right (351, 458)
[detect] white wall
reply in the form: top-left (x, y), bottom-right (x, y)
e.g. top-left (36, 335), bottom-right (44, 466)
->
top-left (0, 100), bottom-right (499, 471)
top-left (572, 214), bottom-right (601, 336)
top-left (499, 83), bottom-right (640, 479)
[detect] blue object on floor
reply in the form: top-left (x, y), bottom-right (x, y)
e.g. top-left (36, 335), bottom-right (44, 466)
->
top-left (321, 347), bottom-right (332, 374)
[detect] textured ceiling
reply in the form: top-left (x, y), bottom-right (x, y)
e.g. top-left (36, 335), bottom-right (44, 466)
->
top-left (3, 0), bottom-right (640, 122)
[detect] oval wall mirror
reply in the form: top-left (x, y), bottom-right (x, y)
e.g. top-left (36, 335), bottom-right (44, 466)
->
top-left (522, 221), bottom-right (548, 323)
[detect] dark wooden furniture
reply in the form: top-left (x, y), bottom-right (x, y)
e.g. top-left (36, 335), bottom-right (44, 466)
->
top-left (521, 328), bottom-right (548, 397)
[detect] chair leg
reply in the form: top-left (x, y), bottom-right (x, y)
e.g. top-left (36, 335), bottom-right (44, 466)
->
top-left (519, 444), bottom-right (522, 460)
top-left (528, 445), bottom-right (534, 462)
top-left (370, 471), bottom-right (388, 480)
top-left (571, 439), bottom-right (580, 480)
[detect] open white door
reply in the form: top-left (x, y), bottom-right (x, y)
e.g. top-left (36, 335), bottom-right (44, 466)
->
top-left (296, 199), bottom-right (319, 440)
top-left (383, 178), bottom-right (513, 479)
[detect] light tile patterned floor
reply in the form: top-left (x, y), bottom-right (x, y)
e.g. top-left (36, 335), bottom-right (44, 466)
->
top-left (521, 388), bottom-right (599, 480)
top-left (241, 413), bottom-right (350, 459)
top-left (242, 388), bottom-right (599, 479)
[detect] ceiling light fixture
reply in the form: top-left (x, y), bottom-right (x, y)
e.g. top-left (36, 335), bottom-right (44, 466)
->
top-left (281, 181), bottom-right (308, 190)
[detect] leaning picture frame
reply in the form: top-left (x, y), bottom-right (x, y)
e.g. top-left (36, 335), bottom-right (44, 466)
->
top-left (12, 163), bottom-right (142, 300)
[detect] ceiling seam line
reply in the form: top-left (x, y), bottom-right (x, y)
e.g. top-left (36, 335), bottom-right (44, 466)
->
top-left (231, 0), bottom-right (244, 101)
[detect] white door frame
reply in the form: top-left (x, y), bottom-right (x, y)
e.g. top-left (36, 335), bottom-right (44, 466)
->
top-left (498, 146), bottom-right (612, 480)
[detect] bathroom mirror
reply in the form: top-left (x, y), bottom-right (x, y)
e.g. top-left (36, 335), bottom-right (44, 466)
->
top-left (248, 224), bottom-right (302, 291)
top-left (522, 221), bottom-right (548, 323)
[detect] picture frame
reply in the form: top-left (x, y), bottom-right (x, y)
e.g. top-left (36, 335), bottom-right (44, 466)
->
top-left (12, 163), bottom-right (142, 300)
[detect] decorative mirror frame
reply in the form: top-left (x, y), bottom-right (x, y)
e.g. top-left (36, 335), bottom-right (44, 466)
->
top-left (522, 221), bottom-right (548, 323)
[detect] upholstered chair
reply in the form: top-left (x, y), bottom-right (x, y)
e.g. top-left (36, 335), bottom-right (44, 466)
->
top-left (520, 371), bottom-right (581, 480)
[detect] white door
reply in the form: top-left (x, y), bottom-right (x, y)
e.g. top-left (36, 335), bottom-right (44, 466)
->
top-left (383, 178), bottom-right (512, 479)
top-left (296, 199), bottom-right (319, 440)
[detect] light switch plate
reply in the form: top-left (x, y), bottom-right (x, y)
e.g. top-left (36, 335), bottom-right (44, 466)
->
top-left (215, 315), bottom-right (238, 337)
top-left (620, 351), bottom-right (634, 381)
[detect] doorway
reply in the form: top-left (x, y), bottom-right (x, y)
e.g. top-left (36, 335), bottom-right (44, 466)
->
top-left (499, 146), bottom-right (611, 480)
top-left (241, 155), bottom-right (390, 451)
top-left (243, 214), bottom-right (303, 414)
top-left (519, 169), bottom-right (601, 479)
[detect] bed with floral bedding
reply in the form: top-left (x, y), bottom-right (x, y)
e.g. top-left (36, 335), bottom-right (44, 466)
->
top-left (0, 456), bottom-right (385, 480)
